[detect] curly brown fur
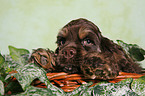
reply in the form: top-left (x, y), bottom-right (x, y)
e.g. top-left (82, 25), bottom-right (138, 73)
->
top-left (29, 48), bottom-right (56, 72)
top-left (55, 18), bottom-right (142, 79)
top-left (81, 51), bottom-right (120, 80)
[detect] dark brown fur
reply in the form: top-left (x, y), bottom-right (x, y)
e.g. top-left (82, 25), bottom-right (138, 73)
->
top-left (55, 18), bottom-right (142, 79)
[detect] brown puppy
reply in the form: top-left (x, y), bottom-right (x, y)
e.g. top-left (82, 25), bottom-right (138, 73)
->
top-left (55, 18), bottom-right (142, 80)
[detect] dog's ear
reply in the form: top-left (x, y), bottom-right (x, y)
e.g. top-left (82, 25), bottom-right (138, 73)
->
top-left (100, 37), bottom-right (120, 53)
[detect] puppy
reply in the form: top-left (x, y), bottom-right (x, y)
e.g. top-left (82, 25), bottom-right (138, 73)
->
top-left (55, 18), bottom-right (142, 80)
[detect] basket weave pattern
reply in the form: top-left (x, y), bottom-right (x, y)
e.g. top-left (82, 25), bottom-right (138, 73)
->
top-left (31, 72), bottom-right (145, 92)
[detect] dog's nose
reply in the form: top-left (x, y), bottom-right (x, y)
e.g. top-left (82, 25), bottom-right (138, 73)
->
top-left (63, 48), bottom-right (76, 59)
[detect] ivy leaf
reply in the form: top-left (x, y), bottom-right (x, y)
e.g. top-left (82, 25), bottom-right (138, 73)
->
top-left (1, 46), bottom-right (30, 80)
top-left (0, 53), bottom-right (5, 66)
top-left (81, 78), bottom-right (138, 96)
top-left (15, 86), bottom-right (54, 96)
top-left (5, 63), bottom-right (47, 90)
top-left (131, 75), bottom-right (145, 95)
top-left (116, 40), bottom-right (145, 61)
top-left (0, 80), bottom-right (4, 95)
top-left (0, 53), bottom-right (7, 82)
top-left (8, 45), bottom-right (30, 66)
top-left (5, 63), bottom-right (65, 95)
top-left (66, 82), bottom-right (93, 96)
top-left (3, 55), bottom-right (19, 73)
top-left (79, 81), bottom-right (108, 96)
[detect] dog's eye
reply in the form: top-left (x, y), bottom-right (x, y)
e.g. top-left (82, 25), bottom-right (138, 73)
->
top-left (82, 39), bottom-right (94, 46)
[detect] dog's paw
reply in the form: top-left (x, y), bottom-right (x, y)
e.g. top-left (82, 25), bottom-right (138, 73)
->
top-left (29, 48), bottom-right (56, 72)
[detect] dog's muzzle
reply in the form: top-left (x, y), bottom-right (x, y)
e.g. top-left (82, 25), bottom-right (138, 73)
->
top-left (62, 47), bottom-right (77, 60)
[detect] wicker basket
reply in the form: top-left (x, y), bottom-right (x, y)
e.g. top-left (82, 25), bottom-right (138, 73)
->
top-left (31, 72), bottom-right (145, 92)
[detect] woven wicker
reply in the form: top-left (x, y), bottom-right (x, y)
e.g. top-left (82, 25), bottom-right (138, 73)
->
top-left (9, 70), bottom-right (145, 92)
top-left (31, 72), bottom-right (145, 92)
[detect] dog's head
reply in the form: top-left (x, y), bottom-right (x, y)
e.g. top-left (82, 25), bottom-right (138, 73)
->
top-left (55, 18), bottom-right (103, 73)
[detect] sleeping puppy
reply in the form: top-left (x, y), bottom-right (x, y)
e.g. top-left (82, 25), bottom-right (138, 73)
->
top-left (55, 18), bottom-right (142, 80)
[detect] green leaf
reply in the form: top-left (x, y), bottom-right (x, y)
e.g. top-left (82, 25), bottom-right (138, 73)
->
top-left (79, 81), bottom-right (108, 96)
top-left (0, 53), bottom-right (5, 66)
top-left (140, 49), bottom-right (145, 55)
top-left (5, 63), bottom-right (65, 95)
top-left (15, 86), bottom-right (54, 96)
top-left (116, 40), bottom-right (145, 61)
top-left (3, 55), bottom-right (19, 72)
top-left (128, 46), bottom-right (144, 61)
top-left (67, 82), bottom-right (93, 96)
top-left (8, 45), bottom-right (30, 65)
top-left (81, 78), bottom-right (138, 96)
top-left (0, 80), bottom-right (4, 95)
top-left (5, 63), bottom-right (47, 90)
top-left (0, 53), bottom-right (7, 82)
top-left (131, 75), bottom-right (145, 95)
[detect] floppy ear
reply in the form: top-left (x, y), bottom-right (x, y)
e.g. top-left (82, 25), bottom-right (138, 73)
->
top-left (100, 37), bottom-right (116, 52)
top-left (100, 36), bottom-right (126, 53)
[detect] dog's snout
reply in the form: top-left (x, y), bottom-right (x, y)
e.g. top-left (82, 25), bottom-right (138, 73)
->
top-left (63, 48), bottom-right (76, 59)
